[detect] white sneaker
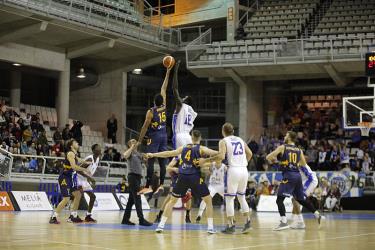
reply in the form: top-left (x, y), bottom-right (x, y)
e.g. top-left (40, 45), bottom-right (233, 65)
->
top-left (273, 221), bottom-right (290, 231)
top-left (291, 222), bottom-right (306, 229)
top-left (207, 228), bottom-right (217, 234)
top-left (155, 226), bottom-right (164, 233)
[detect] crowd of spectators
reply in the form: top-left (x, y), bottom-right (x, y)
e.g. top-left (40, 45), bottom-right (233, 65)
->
top-left (248, 98), bottom-right (375, 174)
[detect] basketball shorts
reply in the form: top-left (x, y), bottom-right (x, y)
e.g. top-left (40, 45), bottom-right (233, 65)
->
top-left (172, 174), bottom-right (210, 198)
top-left (277, 173), bottom-right (304, 200)
top-left (172, 132), bottom-right (192, 149)
top-left (77, 174), bottom-right (93, 192)
top-left (303, 177), bottom-right (318, 197)
top-left (58, 173), bottom-right (78, 197)
top-left (146, 133), bottom-right (168, 153)
top-left (208, 184), bottom-right (224, 198)
top-left (225, 167), bottom-right (248, 196)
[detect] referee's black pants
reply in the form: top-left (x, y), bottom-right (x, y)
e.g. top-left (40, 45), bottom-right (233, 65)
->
top-left (122, 173), bottom-right (144, 222)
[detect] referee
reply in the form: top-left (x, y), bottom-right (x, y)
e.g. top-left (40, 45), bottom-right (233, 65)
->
top-left (121, 139), bottom-right (152, 226)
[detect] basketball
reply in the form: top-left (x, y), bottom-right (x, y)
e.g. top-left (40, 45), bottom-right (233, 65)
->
top-left (163, 55), bottom-right (175, 69)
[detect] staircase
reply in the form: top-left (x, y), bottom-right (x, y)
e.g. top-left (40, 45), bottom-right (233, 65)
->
top-left (302, 0), bottom-right (333, 38)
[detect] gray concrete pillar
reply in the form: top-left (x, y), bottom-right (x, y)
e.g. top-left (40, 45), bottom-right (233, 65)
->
top-left (10, 71), bottom-right (21, 108)
top-left (121, 72), bottom-right (127, 145)
top-left (238, 83), bottom-right (248, 139)
top-left (247, 81), bottom-right (264, 141)
top-left (56, 59), bottom-right (70, 128)
top-left (225, 82), bottom-right (239, 128)
top-left (226, 0), bottom-right (239, 41)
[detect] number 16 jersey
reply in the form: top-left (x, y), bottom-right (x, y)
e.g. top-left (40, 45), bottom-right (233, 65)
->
top-left (224, 136), bottom-right (248, 168)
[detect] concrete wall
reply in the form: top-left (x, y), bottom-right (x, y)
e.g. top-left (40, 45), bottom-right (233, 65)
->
top-left (247, 81), bottom-right (264, 141)
top-left (153, 0), bottom-right (227, 26)
top-left (69, 68), bottom-right (127, 144)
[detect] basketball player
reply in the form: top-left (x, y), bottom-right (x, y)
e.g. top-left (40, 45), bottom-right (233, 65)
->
top-left (76, 144), bottom-right (102, 223)
top-left (147, 130), bottom-right (217, 234)
top-left (266, 131), bottom-right (323, 231)
top-left (196, 160), bottom-right (226, 223)
top-left (49, 139), bottom-right (90, 224)
top-left (137, 66), bottom-right (172, 195)
top-left (200, 123), bottom-right (253, 234)
top-left (290, 164), bottom-right (319, 229)
top-left (171, 60), bottom-right (197, 150)
top-left (154, 157), bottom-right (193, 224)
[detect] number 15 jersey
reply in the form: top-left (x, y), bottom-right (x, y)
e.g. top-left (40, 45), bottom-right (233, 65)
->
top-left (224, 136), bottom-right (248, 168)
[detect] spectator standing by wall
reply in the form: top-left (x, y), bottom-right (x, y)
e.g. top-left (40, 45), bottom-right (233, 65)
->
top-left (70, 120), bottom-right (83, 146)
top-left (107, 114), bottom-right (118, 144)
top-left (53, 128), bottom-right (63, 143)
top-left (62, 124), bottom-right (71, 141)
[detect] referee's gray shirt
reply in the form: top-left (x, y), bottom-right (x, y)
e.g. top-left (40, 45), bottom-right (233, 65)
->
top-left (128, 151), bottom-right (143, 175)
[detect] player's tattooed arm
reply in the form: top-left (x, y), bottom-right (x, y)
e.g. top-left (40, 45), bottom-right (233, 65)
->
top-left (200, 146), bottom-right (218, 157)
top-left (266, 145), bottom-right (284, 163)
top-left (172, 60), bottom-right (183, 111)
top-left (161, 65), bottom-right (172, 106)
top-left (147, 147), bottom-right (183, 158)
top-left (137, 110), bottom-right (153, 145)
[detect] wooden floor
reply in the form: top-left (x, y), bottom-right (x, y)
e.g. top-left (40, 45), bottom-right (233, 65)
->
top-left (1, 209), bottom-right (375, 250)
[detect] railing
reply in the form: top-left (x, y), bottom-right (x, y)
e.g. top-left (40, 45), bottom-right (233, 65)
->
top-left (1, 0), bottom-right (180, 48)
top-left (186, 35), bottom-right (374, 68)
top-left (238, 0), bottom-right (261, 26)
top-left (177, 25), bottom-right (207, 47)
top-left (185, 28), bottom-right (212, 67)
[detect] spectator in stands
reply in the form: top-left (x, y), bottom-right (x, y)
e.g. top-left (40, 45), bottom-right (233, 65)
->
top-left (325, 183), bottom-right (341, 212)
top-left (62, 124), bottom-right (71, 141)
top-left (1, 141), bottom-right (9, 151)
top-left (306, 144), bottom-right (318, 169)
top-left (362, 153), bottom-right (372, 174)
top-left (37, 131), bottom-right (48, 147)
top-left (22, 126), bottom-right (32, 142)
top-left (246, 180), bottom-right (257, 211)
top-left (20, 141), bottom-right (29, 154)
top-left (31, 118), bottom-right (44, 133)
top-left (0, 112), bottom-right (6, 126)
top-left (24, 113), bottom-right (31, 127)
top-left (0, 100), bottom-right (8, 113)
top-left (116, 176), bottom-right (129, 193)
top-left (107, 114), bottom-right (118, 144)
top-left (28, 157), bottom-right (38, 172)
top-left (51, 140), bottom-right (63, 157)
top-left (28, 142), bottom-right (37, 155)
top-left (53, 128), bottom-right (63, 143)
top-left (102, 148), bottom-right (114, 161)
top-left (234, 23), bottom-right (247, 40)
top-left (70, 120), bottom-right (83, 145)
top-left (256, 180), bottom-right (271, 196)
top-left (31, 112), bottom-right (40, 123)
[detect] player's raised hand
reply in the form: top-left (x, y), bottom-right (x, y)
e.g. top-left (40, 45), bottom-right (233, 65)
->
top-left (146, 153), bottom-right (154, 159)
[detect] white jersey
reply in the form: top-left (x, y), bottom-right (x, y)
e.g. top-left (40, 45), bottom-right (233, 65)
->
top-left (172, 103), bottom-right (197, 134)
top-left (77, 155), bottom-right (100, 191)
top-left (209, 163), bottom-right (226, 186)
top-left (299, 164), bottom-right (317, 184)
top-left (224, 136), bottom-right (248, 168)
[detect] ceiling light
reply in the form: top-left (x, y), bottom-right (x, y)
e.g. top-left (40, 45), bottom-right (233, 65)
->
top-left (77, 67), bottom-right (86, 79)
top-left (12, 63), bottom-right (22, 67)
top-left (132, 68), bottom-right (142, 75)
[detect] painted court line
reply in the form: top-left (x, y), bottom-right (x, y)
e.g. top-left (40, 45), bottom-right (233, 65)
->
top-left (44, 240), bottom-right (118, 250)
top-left (217, 232), bottom-right (375, 250)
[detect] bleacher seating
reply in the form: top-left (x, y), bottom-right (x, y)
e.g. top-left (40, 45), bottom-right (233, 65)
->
top-left (244, 0), bottom-right (320, 39)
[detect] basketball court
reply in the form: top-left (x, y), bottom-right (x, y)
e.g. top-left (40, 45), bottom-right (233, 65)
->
top-left (1, 209), bottom-right (375, 250)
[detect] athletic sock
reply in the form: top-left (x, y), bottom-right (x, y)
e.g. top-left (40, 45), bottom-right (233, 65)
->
top-left (86, 212), bottom-right (92, 216)
top-left (71, 211), bottom-right (78, 217)
top-left (197, 209), bottom-right (204, 217)
top-left (207, 218), bottom-right (214, 230)
top-left (298, 214), bottom-right (304, 222)
top-left (52, 211), bottom-right (58, 218)
top-left (159, 216), bottom-right (168, 228)
top-left (281, 216), bottom-right (287, 224)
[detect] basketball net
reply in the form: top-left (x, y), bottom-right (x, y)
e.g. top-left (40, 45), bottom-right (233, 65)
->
top-left (358, 121), bottom-right (373, 137)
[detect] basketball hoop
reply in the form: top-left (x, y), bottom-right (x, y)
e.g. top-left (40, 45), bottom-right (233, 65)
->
top-left (358, 122), bottom-right (373, 137)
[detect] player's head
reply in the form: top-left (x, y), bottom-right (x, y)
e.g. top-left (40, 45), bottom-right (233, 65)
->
top-left (182, 96), bottom-right (193, 106)
top-left (222, 122), bottom-right (234, 137)
top-left (191, 130), bottom-right (201, 143)
top-left (66, 139), bottom-right (79, 152)
top-left (127, 139), bottom-right (137, 148)
top-left (154, 94), bottom-right (163, 107)
top-left (284, 131), bottom-right (297, 144)
top-left (91, 144), bottom-right (101, 156)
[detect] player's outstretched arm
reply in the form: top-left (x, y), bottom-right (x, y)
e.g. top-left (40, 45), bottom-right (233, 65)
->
top-left (137, 110), bottom-right (153, 145)
top-left (266, 145), bottom-right (284, 163)
top-left (244, 144), bottom-right (253, 162)
top-left (123, 143), bottom-right (136, 160)
top-left (172, 60), bottom-right (183, 111)
top-left (199, 140), bottom-right (226, 166)
top-left (200, 146), bottom-right (218, 157)
top-left (148, 147), bottom-right (183, 158)
top-left (161, 67), bottom-right (172, 106)
top-left (67, 151), bottom-right (88, 173)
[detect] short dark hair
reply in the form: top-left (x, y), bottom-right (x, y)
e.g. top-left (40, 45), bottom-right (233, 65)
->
top-left (222, 122), bottom-right (234, 136)
top-left (154, 94), bottom-right (163, 106)
top-left (287, 131), bottom-right (297, 142)
top-left (91, 143), bottom-right (100, 152)
top-left (183, 96), bottom-right (193, 106)
top-left (191, 130), bottom-right (201, 140)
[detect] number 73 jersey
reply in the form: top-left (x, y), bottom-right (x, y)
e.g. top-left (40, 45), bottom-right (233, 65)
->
top-left (223, 136), bottom-right (248, 168)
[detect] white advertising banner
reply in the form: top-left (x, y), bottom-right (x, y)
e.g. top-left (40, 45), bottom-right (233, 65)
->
top-left (257, 195), bottom-right (293, 213)
top-left (12, 191), bottom-right (53, 211)
top-left (115, 193), bottom-right (150, 210)
top-left (84, 193), bottom-right (120, 211)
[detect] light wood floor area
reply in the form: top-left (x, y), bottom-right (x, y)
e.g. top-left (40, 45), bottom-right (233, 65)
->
top-left (1, 209), bottom-right (375, 250)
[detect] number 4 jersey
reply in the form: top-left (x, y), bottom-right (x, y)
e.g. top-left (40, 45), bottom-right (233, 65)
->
top-left (223, 136), bottom-right (248, 168)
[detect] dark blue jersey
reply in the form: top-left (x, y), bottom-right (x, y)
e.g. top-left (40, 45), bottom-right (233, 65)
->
top-left (178, 144), bottom-right (201, 175)
top-left (147, 105), bottom-right (167, 136)
top-left (62, 151), bottom-right (79, 175)
top-left (279, 144), bottom-right (301, 173)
